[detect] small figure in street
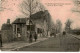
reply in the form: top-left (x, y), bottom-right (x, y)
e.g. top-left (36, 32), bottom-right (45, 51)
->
top-left (54, 33), bottom-right (56, 38)
top-left (0, 33), bottom-right (2, 47)
top-left (29, 34), bottom-right (33, 43)
top-left (50, 33), bottom-right (53, 37)
top-left (63, 31), bottom-right (66, 35)
top-left (34, 32), bottom-right (37, 42)
top-left (18, 33), bottom-right (21, 40)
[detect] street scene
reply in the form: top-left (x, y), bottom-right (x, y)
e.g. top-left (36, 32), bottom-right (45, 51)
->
top-left (0, 0), bottom-right (80, 52)
top-left (17, 34), bottom-right (80, 51)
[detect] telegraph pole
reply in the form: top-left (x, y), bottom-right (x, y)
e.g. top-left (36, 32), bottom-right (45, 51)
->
top-left (29, 0), bottom-right (34, 43)
top-left (29, 0), bottom-right (31, 35)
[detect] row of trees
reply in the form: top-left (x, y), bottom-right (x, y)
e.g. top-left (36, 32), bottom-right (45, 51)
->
top-left (51, 19), bottom-right (62, 34)
top-left (51, 19), bottom-right (73, 34)
top-left (65, 19), bottom-right (72, 33)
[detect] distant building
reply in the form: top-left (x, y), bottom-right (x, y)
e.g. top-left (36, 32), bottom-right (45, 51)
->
top-left (1, 19), bottom-right (13, 43)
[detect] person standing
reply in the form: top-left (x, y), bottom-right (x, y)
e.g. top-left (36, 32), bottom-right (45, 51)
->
top-left (34, 32), bottom-right (37, 42)
top-left (29, 34), bottom-right (32, 43)
top-left (18, 33), bottom-right (21, 41)
top-left (63, 31), bottom-right (66, 35)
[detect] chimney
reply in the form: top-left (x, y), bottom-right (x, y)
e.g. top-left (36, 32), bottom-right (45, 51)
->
top-left (7, 19), bottom-right (10, 24)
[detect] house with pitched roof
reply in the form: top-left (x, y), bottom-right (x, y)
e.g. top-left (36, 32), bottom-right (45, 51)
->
top-left (12, 18), bottom-right (36, 41)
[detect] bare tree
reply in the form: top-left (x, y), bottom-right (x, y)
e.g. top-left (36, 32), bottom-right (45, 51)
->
top-left (72, 0), bottom-right (80, 13)
top-left (73, 0), bottom-right (80, 6)
top-left (65, 19), bottom-right (72, 33)
top-left (56, 19), bottom-right (62, 34)
top-left (50, 20), bottom-right (56, 36)
top-left (19, 0), bottom-right (45, 34)
top-left (19, 0), bottom-right (45, 16)
top-left (1, 0), bottom-right (14, 11)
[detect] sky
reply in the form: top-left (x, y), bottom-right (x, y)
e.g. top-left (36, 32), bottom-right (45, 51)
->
top-left (0, 0), bottom-right (80, 30)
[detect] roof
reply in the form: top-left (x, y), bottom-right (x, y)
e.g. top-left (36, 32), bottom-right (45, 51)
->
top-left (31, 10), bottom-right (50, 22)
top-left (31, 11), bottom-right (45, 20)
top-left (12, 11), bottom-right (44, 24)
top-left (12, 18), bottom-right (26, 24)
top-left (12, 18), bottom-right (34, 25)
top-left (1, 24), bottom-right (12, 30)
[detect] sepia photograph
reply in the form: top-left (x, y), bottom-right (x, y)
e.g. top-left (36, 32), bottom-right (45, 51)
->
top-left (0, 0), bottom-right (80, 52)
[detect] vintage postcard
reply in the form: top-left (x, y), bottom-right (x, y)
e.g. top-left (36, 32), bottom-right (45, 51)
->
top-left (0, 0), bottom-right (80, 52)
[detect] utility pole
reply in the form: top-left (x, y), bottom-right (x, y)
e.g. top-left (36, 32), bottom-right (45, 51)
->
top-left (29, 0), bottom-right (32, 35)
top-left (29, 0), bottom-right (34, 35)
top-left (29, 0), bottom-right (34, 43)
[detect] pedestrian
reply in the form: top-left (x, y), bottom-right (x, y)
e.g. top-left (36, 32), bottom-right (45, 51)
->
top-left (52, 32), bottom-right (56, 38)
top-left (63, 31), bottom-right (66, 35)
top-left (34, 32), bottom-right (37, 42)
top-left (29, 34), bottom-right (32, 43)
top-left (18, 33), bottom-right (21, 41)
top-left (0, 33), bottom-right (2, 47)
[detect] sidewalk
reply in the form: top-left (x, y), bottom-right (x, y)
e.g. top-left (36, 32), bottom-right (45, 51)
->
top-left (1, 37), bottom-right (49, 51)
